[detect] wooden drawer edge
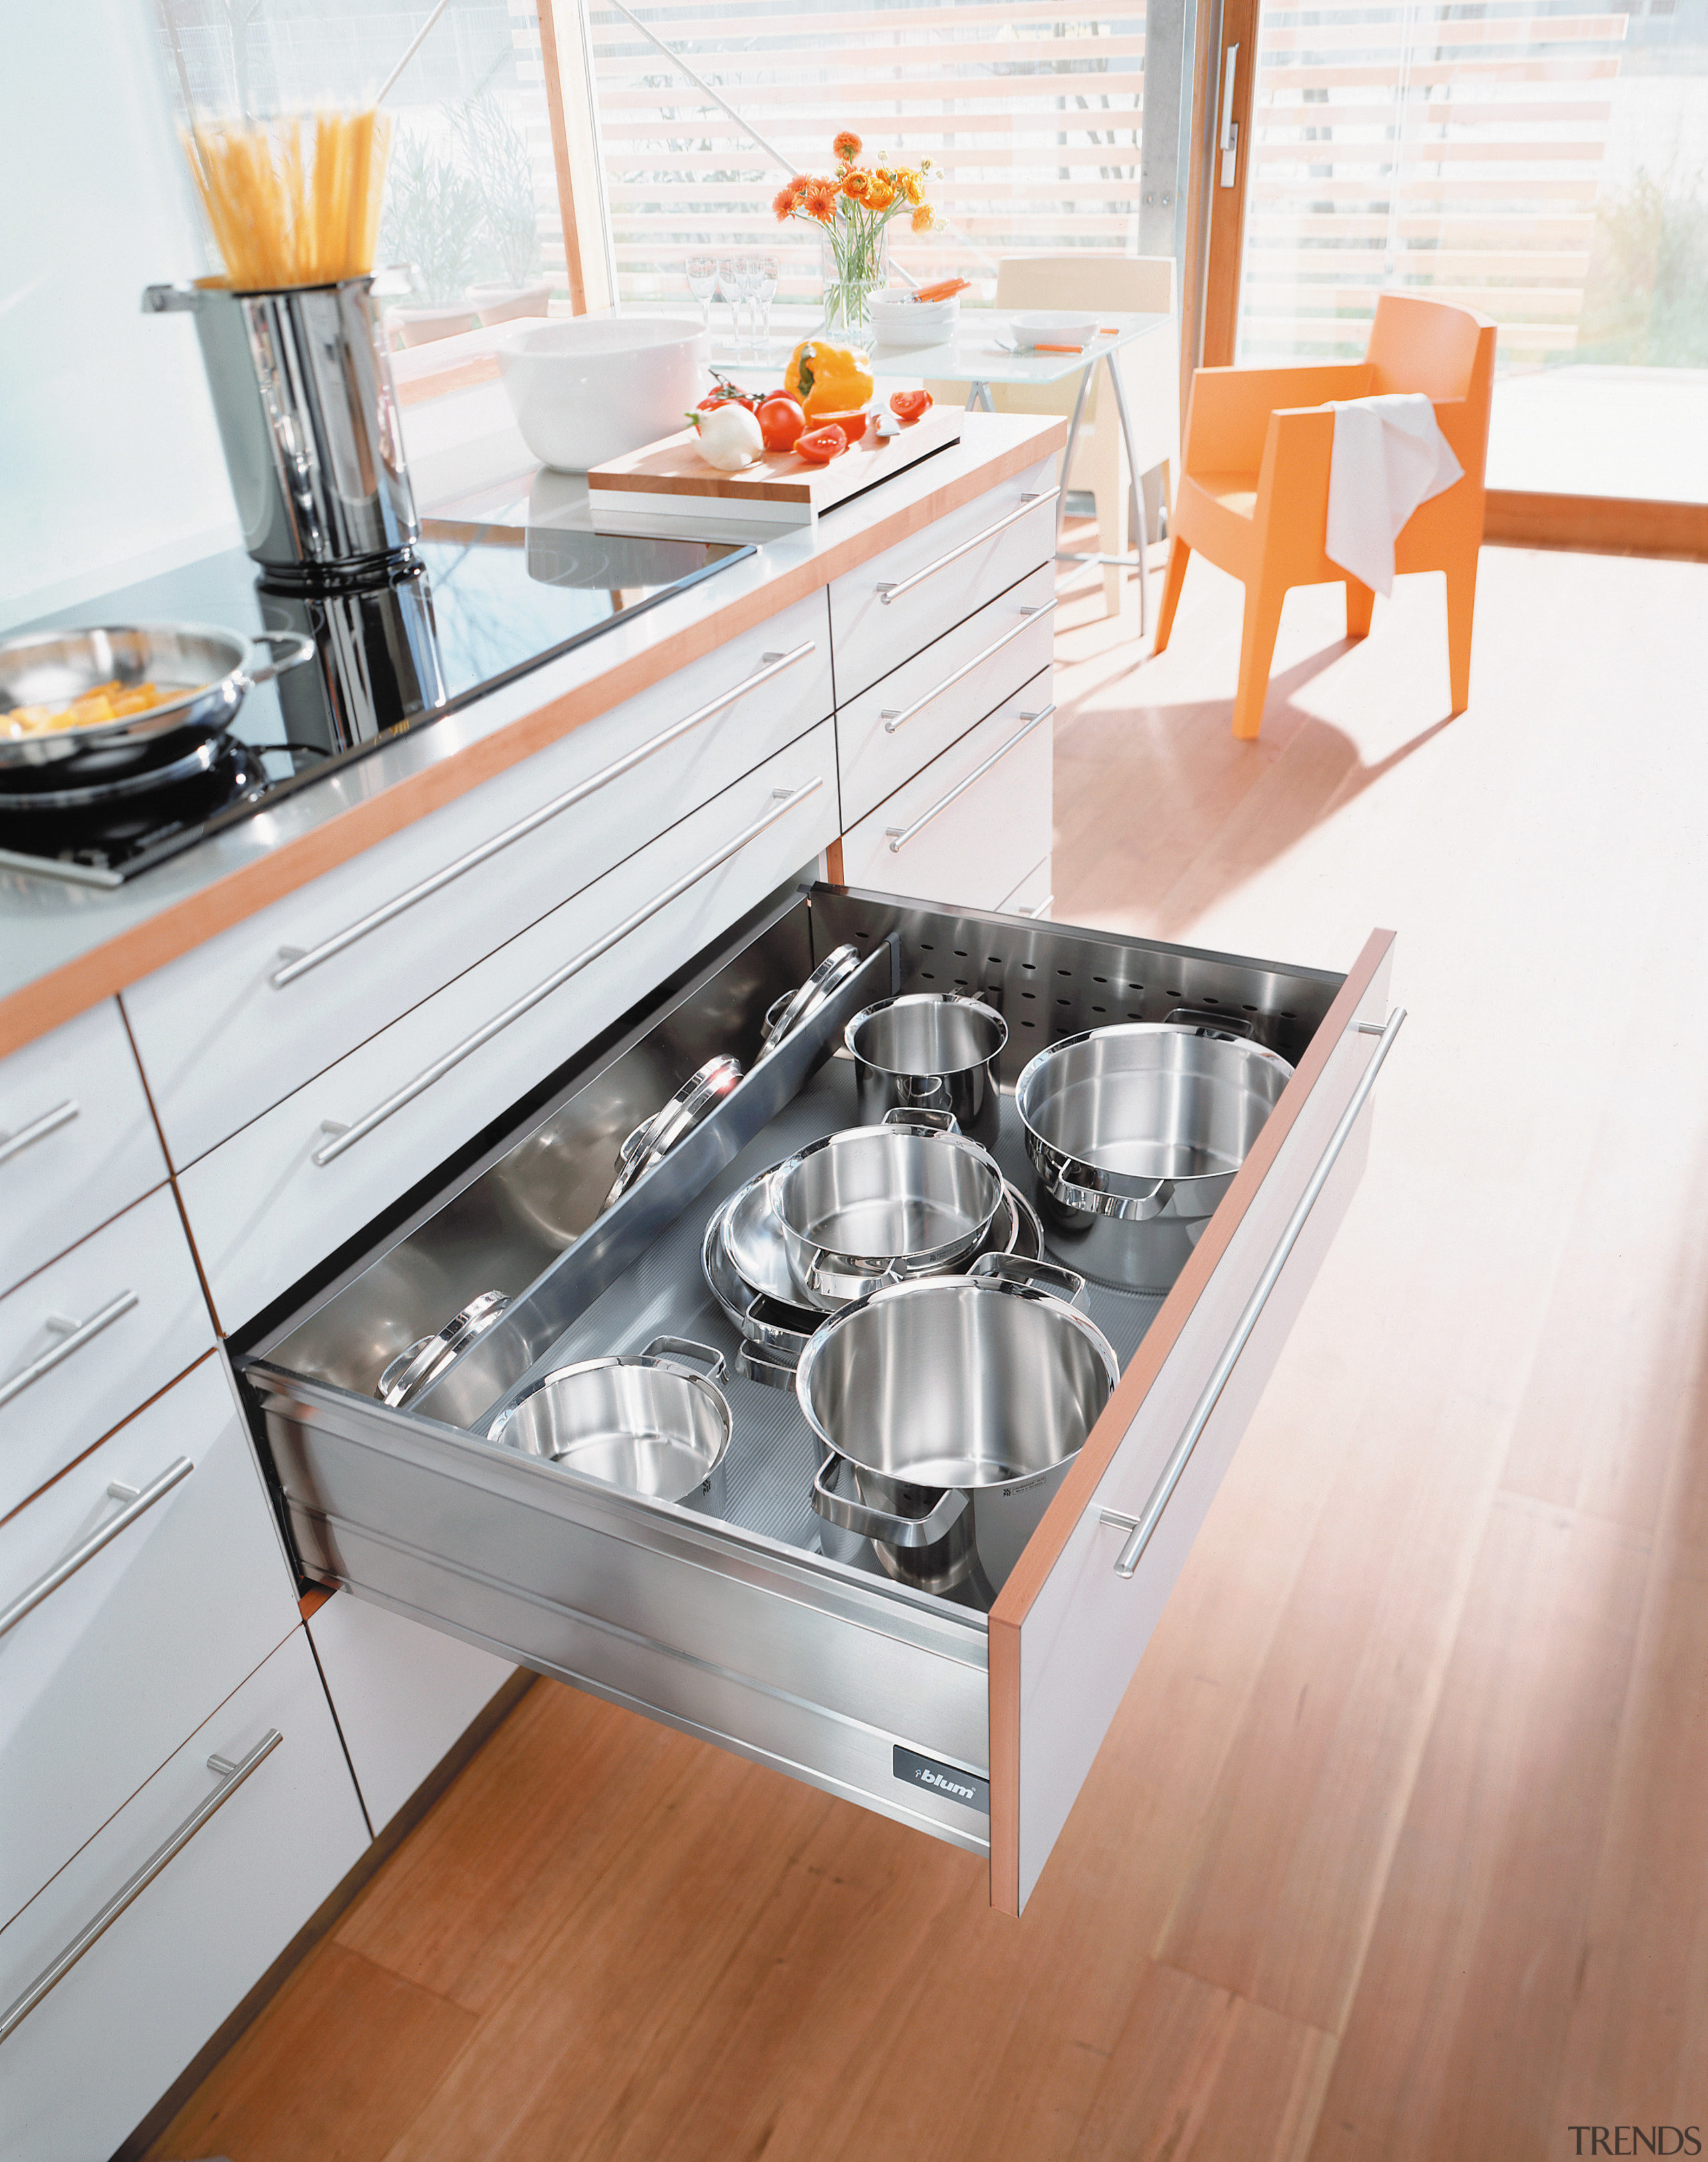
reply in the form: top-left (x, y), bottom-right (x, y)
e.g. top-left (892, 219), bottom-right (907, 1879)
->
top-left (986, 924), bottom-right (1398, 1913)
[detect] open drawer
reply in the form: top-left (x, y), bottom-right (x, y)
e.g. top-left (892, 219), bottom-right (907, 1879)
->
top-left (236, 883), bottom-right (1397, 1915)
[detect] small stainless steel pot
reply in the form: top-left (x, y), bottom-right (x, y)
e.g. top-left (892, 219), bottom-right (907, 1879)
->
top-left (1015, 1021), bottom-right (1295, 1289)
top-left (846, 993), bottom-right (1008, 1147)
top-left (770, 1117), bottom-right (1007, 1310)
top-left (487, 1335), bottom-right (731, 1512)
top-left (799, 1254), bottom-right (1119, 1598)
top-left (0, 623), bottom-right (314, 772)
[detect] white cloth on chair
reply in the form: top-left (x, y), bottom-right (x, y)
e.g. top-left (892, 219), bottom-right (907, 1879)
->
top-left (1324, 392), bottom-right (1463, 596)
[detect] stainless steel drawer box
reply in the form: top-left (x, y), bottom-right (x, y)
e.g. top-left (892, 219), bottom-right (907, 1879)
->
top-left (238, 884), bottom-right (1397, 1913)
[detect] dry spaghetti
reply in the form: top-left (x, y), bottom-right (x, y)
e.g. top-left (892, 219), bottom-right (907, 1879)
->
top-left (185, 107), bottom-right (394, 291)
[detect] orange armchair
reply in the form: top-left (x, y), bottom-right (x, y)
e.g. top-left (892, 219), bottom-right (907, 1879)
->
top-left (1151, 294), bottom-right (1497, 738)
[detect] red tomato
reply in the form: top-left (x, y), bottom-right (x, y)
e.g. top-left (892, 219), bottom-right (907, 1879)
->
top-left (811, 408), bottom-right (869, 443)
top-left (698, 382), bottom-right (758, 414)
top-left (757, 394), bottom-right (806, 452)
top-left (795, 423), bottom-right (849, 465)
top-left (889, 390), bottom-right (933, 426)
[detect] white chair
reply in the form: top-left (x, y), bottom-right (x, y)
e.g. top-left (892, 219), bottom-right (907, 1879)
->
top-left (931, 253), bottom-right (1178, 621)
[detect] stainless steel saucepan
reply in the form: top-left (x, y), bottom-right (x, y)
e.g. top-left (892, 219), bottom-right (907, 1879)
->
top-left (769, 1113), bottom-right (1007, 1310)
top-left (0, 622), bottom-right (314, 772)
top-left (846, 992), bottom-right (1007, 1147)
top-left (1015, 1020), bottom-right (1295, 1288)
top-left (800, 1253), bottom-right (1118, 1598)
top-left (487, 1336), bottom-right (731, 1512)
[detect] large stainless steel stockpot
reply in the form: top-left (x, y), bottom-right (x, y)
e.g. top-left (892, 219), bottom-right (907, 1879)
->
top-left (799, 1255), bottom-right (1119, 1598)
top-left (1015, 1022), bottom-right (1295, 1289)
top-left (770, 1117), bottom-right (1007, 1310)
top-left (846, 993), bottom-right (1008, 1147)
top-left (486, 1336), bottom-right (731, 1511)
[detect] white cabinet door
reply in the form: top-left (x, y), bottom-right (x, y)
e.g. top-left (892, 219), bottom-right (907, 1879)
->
top-left (308, 1592), bottom-right (516, 1833)
top-left (0, 999), bottom-right (165, 1299)
top-left (177, 720), bottom-right (839, 1331)
top-left (0, 1627), bottom-right (368, 2162)
top-left (123, 590), bottom-right (835, 1172)
top-left (0, 1185), bottom-right (214, 1518)
top-left (839, 670), bottom-right (1054, 914)
top-left (0, 1356), bottom-right (301, 1929)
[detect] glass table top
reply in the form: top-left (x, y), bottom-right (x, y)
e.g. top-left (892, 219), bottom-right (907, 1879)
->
top-left (667, 307), bottom-right (1172, 388)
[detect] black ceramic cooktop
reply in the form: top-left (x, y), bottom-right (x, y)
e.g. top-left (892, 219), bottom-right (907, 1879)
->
top-left (2, 520), bottom-right (753, 885)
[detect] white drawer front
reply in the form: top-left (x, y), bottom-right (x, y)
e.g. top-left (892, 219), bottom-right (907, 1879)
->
top-left (0, 1357), bottom-right (300, 1931)
top-left (839, 671), bottom-right (1054, 915)
top-left (123, 590), bottom-right (835, 1172)
top-left (307, 1592), bottom-right (515, 1834)
top-left (178, 720), bottom-right (840, 1330)
top-left (829, 455), bottom-right (1056, 702)
top-left (0, 1187), bottom-right (214, 1520)
top-left (836, 563), bottom-right (1055, 829)
top-left (0, 1626), bottom-right (368, 2162)
top-left (0, 1001), bottom-right (165, 1299)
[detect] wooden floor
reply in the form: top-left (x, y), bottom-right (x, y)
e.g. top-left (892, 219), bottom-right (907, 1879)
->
top-left (151, 535), bottom-right (1708, 2162)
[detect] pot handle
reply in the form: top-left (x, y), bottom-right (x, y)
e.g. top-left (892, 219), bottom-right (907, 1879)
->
top-left (243, 631), bottom-right (318, 687)
top-left (811, 1450), bottom-right (969, 1548)
top-left (1163, 1005), bottom-right (1254, 1042)
top-left (142, 283), bottom-right (202, 314)
top-left (881, 1104), bottom-right (961, 1135)
top-left (967, 1251), bottom-right (1090, 1309)
top-left (641, 1335), bottom-right (727, 1386)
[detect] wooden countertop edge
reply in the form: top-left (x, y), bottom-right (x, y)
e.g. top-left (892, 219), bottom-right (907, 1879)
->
top-left (0, 420), bottom-right (1065, 1059)
top-left (985, 925), bottom-right (1396, 1917)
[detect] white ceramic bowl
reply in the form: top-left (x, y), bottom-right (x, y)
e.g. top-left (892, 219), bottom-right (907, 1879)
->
top-left (497, 315), bottom-right (709, 472)
top-left (389, 302), bottom-right (481, 348)
top-left (869, 294), bottom-right (961, 350)
top-left (1007, 310), bottom-right (1100, 352)
top-left (470, 281), bottom-right (551, 326)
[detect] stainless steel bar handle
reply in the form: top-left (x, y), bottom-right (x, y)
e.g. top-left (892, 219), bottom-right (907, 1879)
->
top-left (272, 640), bottom-right (818, 988)
top-left (0, 1099), bottom-right (79, 1167)
top-left (314, 777), bottom-right (825, 1167)
top-left (1100, 1007), bottom-right (1405, 1580)
top-left (0, 1729), bottom-right (282, 2046)
top-left (881, 608), bottom-right (1051, 735)
top-left (1219, 43), bottom-right (1240, 187)
top-left (0, 1457), bottom-right (193, 1640)
top-left (875, 491), bottom-right (1059, 604)
top-left (885, 706), bottom-right (1055, 855)
top-left (0, 1291), bottom-right (139, 1412)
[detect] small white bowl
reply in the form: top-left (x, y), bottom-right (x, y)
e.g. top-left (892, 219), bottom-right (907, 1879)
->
top-left (388, 302), bottom-right (481, 348)
top-left (869, 294), bottom-right (960, 350)
top-left (470, 281), bottom-right (552, 326)
top-left (1007, 310), bottom-right (1100, 352)
top-left (497, 314), bottom-right (709, 472)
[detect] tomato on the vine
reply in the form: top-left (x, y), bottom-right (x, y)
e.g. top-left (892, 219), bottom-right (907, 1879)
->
top-left (757, 394), bottom-right (806, 451)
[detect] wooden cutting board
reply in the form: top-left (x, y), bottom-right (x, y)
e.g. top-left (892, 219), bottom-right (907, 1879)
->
top-left (586, 407), bottom-right (963, 526)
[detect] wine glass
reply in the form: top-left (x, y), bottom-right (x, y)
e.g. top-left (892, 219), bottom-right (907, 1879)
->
top-left (753, 253), bottom-right (779, 361)
top-left (715, 255), bottom-right (742, 360)
top-left (736, 253), bottom-right (767, 364)
top-left (686, 253), bottom-right (718, 337)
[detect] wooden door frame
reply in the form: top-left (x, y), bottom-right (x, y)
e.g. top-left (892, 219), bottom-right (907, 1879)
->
top-left (1175, 3), bottom-right (1708, 558)
top-left (538, 0), bottom-right (614, 316)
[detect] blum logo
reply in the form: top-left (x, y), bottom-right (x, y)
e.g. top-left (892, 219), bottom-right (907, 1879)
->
top-left (917, 1768), bottom-right (977, 1800)
top-left (1569, 2133), bottom-right (1702, 2155)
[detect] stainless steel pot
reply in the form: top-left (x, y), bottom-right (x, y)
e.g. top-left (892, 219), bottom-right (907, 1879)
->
top-left (145, 278), bottom-right (419, 577)
top-left (487, 1335), bottom-right (731, 1512)
top-left (846, 993), bottom-right (1007, 1147)
top-left (0, 623), bottom-right (314, 772)
top-left (1015, 1021), bottom-right (1295, 1289)
top-left (799, 1253), bottom-right (1119, 1598)
top-left (770, 1115), bottom-right (1007, 1310)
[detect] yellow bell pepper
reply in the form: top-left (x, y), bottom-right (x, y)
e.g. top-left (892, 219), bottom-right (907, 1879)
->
top-left (784, 339), bottom-right (874, 420)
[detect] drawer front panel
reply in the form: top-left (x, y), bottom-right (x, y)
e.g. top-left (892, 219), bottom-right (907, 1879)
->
top-left (0, 1000), bottom-right (165, 1299)
top-left (836, 563), bottom-right (1055, 829)
top-left (124, 591), bottom-right (835, 1172)
top-left (262, 1385), bottom-right (993, 1853)
top-left (0, 1356), bottom-right (300, 1930)
top-left (839, 671), bottom-right (1054, 914)
top-left (0, 1627), bottom-right (369, 2162)
top-left (178, 721), bottom-right (840, 1331)
top-left (829, 456), bottom-right (1057, 702)
top-left (0, 1186), bottom-right (214, 1519)
top-left (998, 971), bottom-right (1397, 1913)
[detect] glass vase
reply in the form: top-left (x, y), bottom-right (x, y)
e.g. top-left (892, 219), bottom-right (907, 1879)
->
top-left (819, 223), bottom-right (889, 344)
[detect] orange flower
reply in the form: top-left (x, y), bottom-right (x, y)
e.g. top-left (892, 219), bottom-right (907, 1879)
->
top-left (841, 169), bottom-right (870, 201)
top-left (802, 177), bottom-right (839, 224)
top-left (911, 203), bottom-right (936, 235)
top-left (900, 170), bottom-right (923, 205)
top-left (866, 175), bottom-right (895, 211)
top-left (833, 130), bottom-right (862, 163)
top-left (773, 181), bottom-right (801, 221)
